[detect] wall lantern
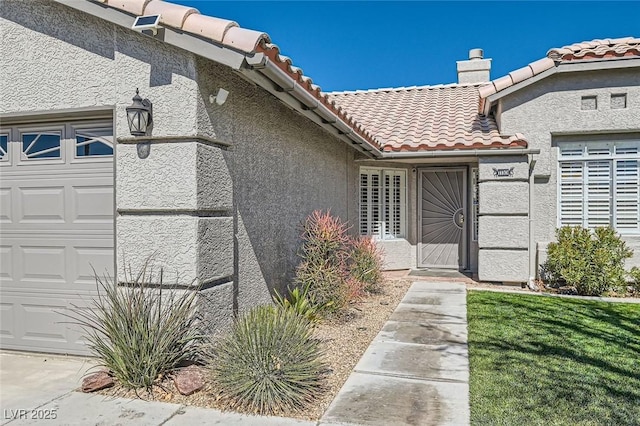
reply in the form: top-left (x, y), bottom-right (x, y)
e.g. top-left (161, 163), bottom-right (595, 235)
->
top-left (126, 88), bottom-right (152, 136)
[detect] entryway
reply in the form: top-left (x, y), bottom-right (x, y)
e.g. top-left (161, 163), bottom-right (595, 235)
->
top-left (418, 167), bottom-right (468, 270)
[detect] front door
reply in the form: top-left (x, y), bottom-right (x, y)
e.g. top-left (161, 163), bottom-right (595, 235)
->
top-left (418, 168), bottom-right (467, 269)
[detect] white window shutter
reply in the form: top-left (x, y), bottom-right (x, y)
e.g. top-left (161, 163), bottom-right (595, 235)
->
top-left (559, 161), bottom-right (584, 227)
top-left (615, 158), bottom-right (639, 232)
top-left (586, 160), bottom-right (612, 228)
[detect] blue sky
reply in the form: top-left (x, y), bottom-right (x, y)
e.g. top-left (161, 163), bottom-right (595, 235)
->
top-left (173, 1), bottom-right (639, 92)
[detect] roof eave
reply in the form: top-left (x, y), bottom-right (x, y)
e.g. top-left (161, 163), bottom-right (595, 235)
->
top-left (481, 57), bottom-right (640, 115)
top-left (241, 55), bottom-right (382, 158)
top-left (53, 0), bottom-right (247, 69)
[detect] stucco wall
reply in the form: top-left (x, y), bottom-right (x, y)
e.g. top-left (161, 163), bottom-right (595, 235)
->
top-left (195, 57), bottom-right (361, 313)
top-left (498, 68), bottom-right (640, 271)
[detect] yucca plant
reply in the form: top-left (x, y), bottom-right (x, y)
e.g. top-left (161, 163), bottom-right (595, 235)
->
top-left (66, 260), bottom-right (202, 389)
top-left (273, 283), bottom-right (321, 323)
top-left (210, 305), bottom-right (326, 414)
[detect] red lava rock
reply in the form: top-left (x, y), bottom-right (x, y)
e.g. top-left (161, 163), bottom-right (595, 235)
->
top-left (173, 365), bottom-right (204, 396)
top-left (81, 371), bottom-right (115, 393)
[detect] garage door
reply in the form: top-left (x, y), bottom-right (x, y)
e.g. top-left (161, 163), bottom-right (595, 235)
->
top-left (0, 119), bottom-right (114, 355)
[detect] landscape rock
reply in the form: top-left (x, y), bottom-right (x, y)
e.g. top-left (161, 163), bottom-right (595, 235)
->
top-left (81, 371), bottom-right (114, 393)
top-left (173, 365), bottom-right (204, 396)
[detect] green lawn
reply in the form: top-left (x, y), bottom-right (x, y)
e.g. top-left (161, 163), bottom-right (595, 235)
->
top-left (467, 291), bottom-right (640, 426)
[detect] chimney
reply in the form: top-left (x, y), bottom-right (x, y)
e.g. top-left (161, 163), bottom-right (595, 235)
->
top-left (457, 48), bottom-right (491, 84)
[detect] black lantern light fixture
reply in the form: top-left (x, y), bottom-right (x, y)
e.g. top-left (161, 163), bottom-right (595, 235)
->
top-left (126, 88), bottom-right (152, 136)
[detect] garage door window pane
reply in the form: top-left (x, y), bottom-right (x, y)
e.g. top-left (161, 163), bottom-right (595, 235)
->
top-left (76, 132), bottom-right (113, 157)
top-left (22, 133), bottom-right (61, 159)
top-left (0, 135), bottom-right (7, 160)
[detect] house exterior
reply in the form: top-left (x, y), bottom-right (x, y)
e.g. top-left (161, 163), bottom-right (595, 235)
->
top-left (0, 0), bottom-right (638, 355)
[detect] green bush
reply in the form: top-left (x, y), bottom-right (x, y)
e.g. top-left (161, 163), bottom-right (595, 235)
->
top-left (211, 305), bottom-right (326, 414)
top-left (629, 267), bottom-right (640, 293)
top-left (294, 210), bottom-right (350, 314)
top-left (543, 226), bottom-right (632, 296)
top-left (349, 236), bottom-right (384, 293)
top-left (67, 262), bottom-right (202, 389)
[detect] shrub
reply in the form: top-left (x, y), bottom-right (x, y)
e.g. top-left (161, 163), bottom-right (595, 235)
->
top-left (543, 226), bottom-right (632, 296)
top-left (210, 305), bottom-right (326, 414)
top-left (294, 210), bottom-right (350, 314)
top-left (272, 283), bottom-right (320, 323)
top-left (349, 236), bottom-right (384, 293)
top-left (66, 262), bottom-right (202, 389)
top-left (629, 267), bottom-right (640, 293)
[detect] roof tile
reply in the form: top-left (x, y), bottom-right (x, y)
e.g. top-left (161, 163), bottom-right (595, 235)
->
top-left (327, 85), bottom-right (526, 152)
top-left (528, 57), bottom-right (555, 74)
top-left (106, 0), bottom-right (150, 15)
top-left (182, 14), bottom-right (237, 43)
top-left (492, 75), bottom-right (513, 92)
top-left (221, 26), bottom-right (269, 53)
top-left (509, 66), bottom-right (534, 84)
top-left (144, 0), bottom-right (198, 29)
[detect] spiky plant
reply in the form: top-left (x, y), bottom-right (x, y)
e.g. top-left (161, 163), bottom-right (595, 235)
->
top-left (66, 260), bottom-right (202, 389)
top-left (211, 305), bottom-right (326, 414)
top-left (349, 236), bottom-right (385, 293)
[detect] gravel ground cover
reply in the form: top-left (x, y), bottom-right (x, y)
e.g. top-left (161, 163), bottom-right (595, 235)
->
top-left (96, 275), bottom-right (413, 421)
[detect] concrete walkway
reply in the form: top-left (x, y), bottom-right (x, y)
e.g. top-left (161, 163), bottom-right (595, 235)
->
top-left (320, 281), bottom-right (469, 425)
top-left (0, 280), bottom-right (469, 425)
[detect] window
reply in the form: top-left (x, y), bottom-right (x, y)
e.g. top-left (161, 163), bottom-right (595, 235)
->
top-left (22, 132), bottom-right (61, 159)
top-left (75, 128), bottom-right (113, 157)
top-left (0, 134), bottom-right (8, 161)
top-left (360, 167), bottom-right (407, 239)
top-left (558, 141), bottom-right (640, 234)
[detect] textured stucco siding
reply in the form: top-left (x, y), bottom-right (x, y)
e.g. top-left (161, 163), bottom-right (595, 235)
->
top-left (117, 142), bottom-right (232, 211)
top-left (196, 57), bottom-right (361, 313)
top-left (498, 68), bottom-right (640, 272)
top-left (479, 216), bottom-right (529, 249)
top-left (1, 0), bottom-right (199, 139)
top-left (478, 249), bottom-right (529, 282)
top-left (478, 181), bottom-right (529, 215)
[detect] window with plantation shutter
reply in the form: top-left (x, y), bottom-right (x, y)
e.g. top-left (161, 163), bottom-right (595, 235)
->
top-left (359, 167), bottom-right (407, 239)
top-left (558, 141), bottom-right (640, 234)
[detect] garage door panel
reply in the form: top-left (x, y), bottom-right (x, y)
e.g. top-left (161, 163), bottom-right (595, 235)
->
top-left (21, 245), bottom-right (67, 283)
top-left (74, 246), bottom-right (114, 283)
top-left (0, 245), bottom-right (12, 281)
top-left (72, 184), bottom-right (114, 223)
top-left (1, 293), bottom-right (96, 355)
top-left (0, 187), bottom-right (11, 223)
top-left (1, 302), bottom-right (14, 338)
top-left (19, 186), bottom-right (66, 223)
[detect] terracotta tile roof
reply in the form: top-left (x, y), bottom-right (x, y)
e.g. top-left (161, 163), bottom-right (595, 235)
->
top-left (326, 85), bottom-right (526, 152)
top-left (547, 37), bottom-right (640, 61)
top-left (479, 37), bottom-right (640, 101)
top-left (94, 0), bottom-right (381, 150)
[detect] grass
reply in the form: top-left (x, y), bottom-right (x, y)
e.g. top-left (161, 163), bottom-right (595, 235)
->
top-left (467, 291), bottom-right (640, 426)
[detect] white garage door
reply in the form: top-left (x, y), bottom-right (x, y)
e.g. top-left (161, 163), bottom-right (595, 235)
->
top-left (0, 119), bottom-right (114, 355)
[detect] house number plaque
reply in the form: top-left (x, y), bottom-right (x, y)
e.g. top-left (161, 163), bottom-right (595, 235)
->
top-left (493, 167), bottom-right (514, 177)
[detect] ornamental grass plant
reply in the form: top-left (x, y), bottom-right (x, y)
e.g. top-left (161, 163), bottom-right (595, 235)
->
top-left (210, 304), bottom-right (326, 415)
top-left (66, 260), bottom-right (202, 389)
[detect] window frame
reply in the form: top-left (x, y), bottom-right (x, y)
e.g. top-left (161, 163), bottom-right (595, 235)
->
top-left (557, 140), bottom-right (640, 235)
top-left (359, 166), bottom-right (408, 240)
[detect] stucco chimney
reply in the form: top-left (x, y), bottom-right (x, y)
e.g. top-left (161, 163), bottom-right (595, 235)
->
top-left (457, 48), bottom-right (492, 84)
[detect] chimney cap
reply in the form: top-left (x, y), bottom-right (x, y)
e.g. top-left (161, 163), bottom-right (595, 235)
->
top-left (469, 48), bottom-right (484, 60)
